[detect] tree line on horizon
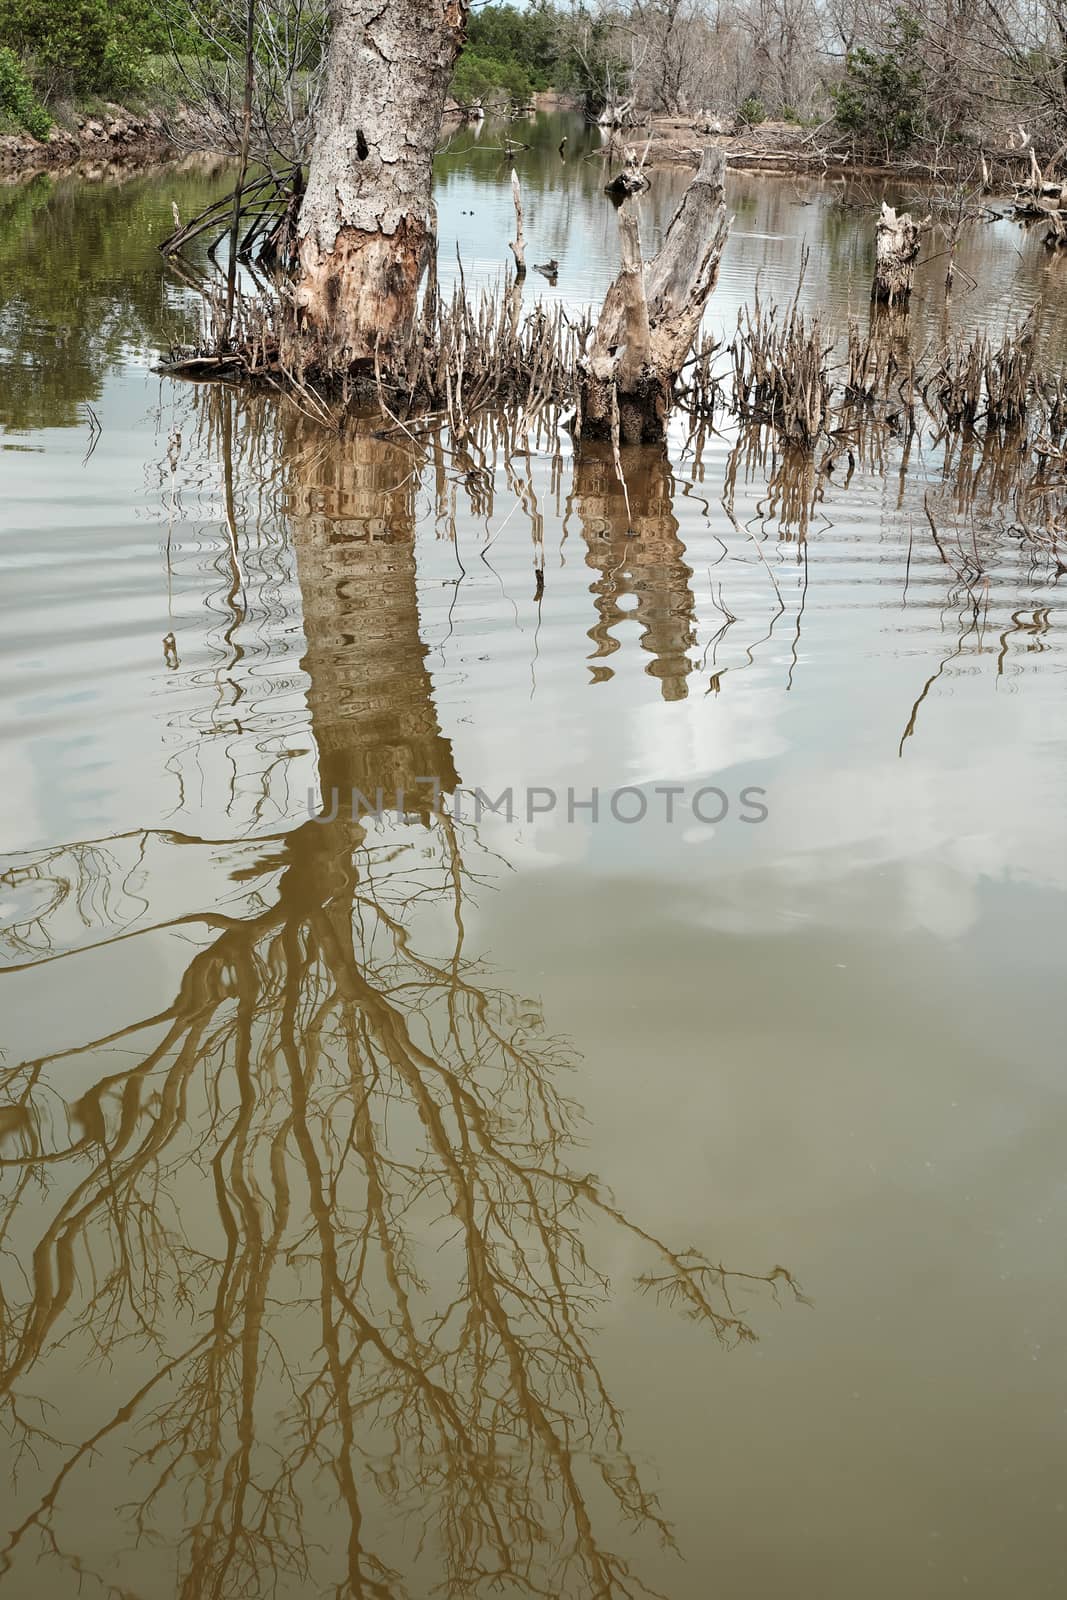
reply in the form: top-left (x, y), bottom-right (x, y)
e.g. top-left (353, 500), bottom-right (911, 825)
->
top-left (3, 0), bottom-right (1067, 162)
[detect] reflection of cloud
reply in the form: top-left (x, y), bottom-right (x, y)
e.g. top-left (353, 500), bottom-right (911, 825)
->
top-left (627, 692), bottom-right (788, 784)
top-left (675, 721), bottom-right (1067, 943)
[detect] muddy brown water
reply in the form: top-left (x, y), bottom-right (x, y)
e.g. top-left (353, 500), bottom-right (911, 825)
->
top-left (1, 113), bottom-right (1066, 1599)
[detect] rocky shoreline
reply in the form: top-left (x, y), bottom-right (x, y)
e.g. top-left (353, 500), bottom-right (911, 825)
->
top-left (0, 105), bottom-right (179, 175)
top-left (1, 99), bottom-right (1031, 188)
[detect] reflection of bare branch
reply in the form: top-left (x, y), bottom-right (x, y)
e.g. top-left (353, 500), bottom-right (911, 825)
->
top-left (1, 815), bottom-right (799, 1598)
top-left (0, 413), bottom-right (800, 1600)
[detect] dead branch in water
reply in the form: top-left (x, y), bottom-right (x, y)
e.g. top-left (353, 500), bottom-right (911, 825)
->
top-left (159, 167), bottom-right (303, 271)
top-left (509, 167), bottom-right (526, 279)
top-left (872, 203), bottom-right (930, 307)
top-left (604, 142), bottom-right (651, 200)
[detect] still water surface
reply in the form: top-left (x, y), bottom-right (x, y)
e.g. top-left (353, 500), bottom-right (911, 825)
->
top-left (1, 114), bottom-right (1066, 1598)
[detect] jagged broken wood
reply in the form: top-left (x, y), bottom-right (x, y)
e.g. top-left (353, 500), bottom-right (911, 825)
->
top-left (578, 145), bottom-right (729, 446)
top-left (597, 97), bottom-right (637, 129)
top-left (871, 203), bottom-right (927, 307)
top-left (605, 145), bottom-right (650, 200)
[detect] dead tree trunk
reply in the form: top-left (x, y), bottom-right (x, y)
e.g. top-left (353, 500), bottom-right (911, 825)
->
top-left (598, 96), bottom-right (637, 129)
top-left (292, 0), bottom-right (467, 367)
top-left (578, 146), bottom-right (728, 447)
top-left (871, 203), bottom-right (925, 308)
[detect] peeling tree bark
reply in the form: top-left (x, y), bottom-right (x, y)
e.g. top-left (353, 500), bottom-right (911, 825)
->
top-left (871, 203), bottom-right (926, 308)
top-left (578, 146), bottom-right (729, 447)
top-left (293, 0), bottom-right (467, 367)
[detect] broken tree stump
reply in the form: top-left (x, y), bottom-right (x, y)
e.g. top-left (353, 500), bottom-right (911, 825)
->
top-left (578, 145), bottom-right (729, 447)
top-left (1011, 146), bottom-right (1067, 236)
top-left (605, 146), bottom-right (650, 201)
top-left (871, 203), bottom-right (926, 308)
top-left (1044, 209), bottom-right (1067, 249)
top-left (598, 97), bottom-right (637, 130)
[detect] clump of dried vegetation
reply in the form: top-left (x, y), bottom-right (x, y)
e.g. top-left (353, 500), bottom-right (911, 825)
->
top-left (161, 241), bottom-right (1067, 477)
top-left (164, 269), bottom-right (585, 433)
top-left (731, 294), bottom-right (833, 448)
top-left (924, 319), bottom-right (1037, 434)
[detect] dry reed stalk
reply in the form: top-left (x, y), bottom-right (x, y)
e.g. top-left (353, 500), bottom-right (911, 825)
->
top-left (925, 319), bottom-right (1036, 435)
top-left (159, 255), bottom-right (1067, 486)
top-left (731, 292), bottom-right (833, 448)
top-left (162, 272), bottom-right (582, 427)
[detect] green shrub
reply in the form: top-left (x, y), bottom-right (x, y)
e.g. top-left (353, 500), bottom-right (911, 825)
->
top-left (0, 43), bottom-right (50, 134)
top-left (467, 2), bottom-right (557, 91)
top-left (497, 58), bottom-right (532, 106)
top-left (739, 95), bottom-right (765, 125)
top-left (452, 51), bottom-right (496, 106)
top-left (0, 0), bottom-right (154, 97)
top-left (451, 48), bottom-right (532, 108)
top-left (831, 8), bottom-right (926, 152)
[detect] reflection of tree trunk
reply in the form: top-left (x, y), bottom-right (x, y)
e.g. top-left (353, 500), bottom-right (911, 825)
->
top-left (282, 413), bottom-right (458, 815)
top-left (571, 443), bottom-right (696, 700)
top-left (0, 405), bottom-right (800, 1600)
top-left (292, 1), bottom-right (467, 366)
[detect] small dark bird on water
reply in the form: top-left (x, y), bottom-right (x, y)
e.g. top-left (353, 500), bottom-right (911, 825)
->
top-left (535, 258), bottom-right (559, 283)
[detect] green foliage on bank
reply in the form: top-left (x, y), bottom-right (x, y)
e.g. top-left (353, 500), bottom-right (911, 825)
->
top-left (0, 0), bottom-right (171, 101)
top-left (831, 8), bottom-right (927, 152)
top-left (0, 42), bottom-right (49, 134)
top-left (452, 51), bottom-right (532, 109)
top-left (0, 0), bottom-right (601, 135)
top-left (0, 0), bottom-right (567, 125)
top-left (453, 2), bottom-right (572, 106)
top-left (467, 3), bottom-right (561, 90)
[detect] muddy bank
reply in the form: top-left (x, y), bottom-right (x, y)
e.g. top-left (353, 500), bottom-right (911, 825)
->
top-left (608, 114), bottom-right (1039, 181)
top-left (0, 104), bottom-right (184, 176)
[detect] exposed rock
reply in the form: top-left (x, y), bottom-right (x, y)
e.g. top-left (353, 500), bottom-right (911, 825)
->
top-left (0, 105), bottom-right (175, 174)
